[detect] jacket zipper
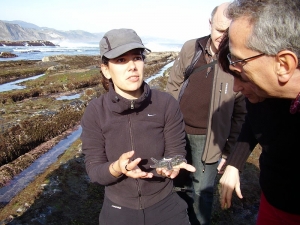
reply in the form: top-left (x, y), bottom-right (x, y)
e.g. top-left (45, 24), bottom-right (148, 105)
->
top-left (218, 83), bottom-right (223, 112)
top-left (202, 65), bottom-right (218, 172)
top-left (128, 113), bottom-right (143, 209)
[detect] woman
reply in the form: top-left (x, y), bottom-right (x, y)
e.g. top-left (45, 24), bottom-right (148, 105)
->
top-left (80, 28), bottom-right (195, 225)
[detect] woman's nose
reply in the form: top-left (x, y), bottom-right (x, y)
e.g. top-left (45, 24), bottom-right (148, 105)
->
top-left (128, 60), bottom-right (136, 69)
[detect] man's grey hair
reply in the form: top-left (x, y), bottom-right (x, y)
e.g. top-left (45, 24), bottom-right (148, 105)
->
top-left (227, 0), bottom-right (300, 62)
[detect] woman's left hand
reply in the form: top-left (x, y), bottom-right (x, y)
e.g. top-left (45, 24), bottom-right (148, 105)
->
top-left (156, 162), bottom-right (196, 179)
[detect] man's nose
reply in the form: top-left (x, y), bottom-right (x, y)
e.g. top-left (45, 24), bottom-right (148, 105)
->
top-left (233, 77), bottom-right (242, 92)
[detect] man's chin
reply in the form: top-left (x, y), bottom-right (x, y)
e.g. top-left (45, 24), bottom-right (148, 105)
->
top-left (247, 97), bottom-right (260, 104)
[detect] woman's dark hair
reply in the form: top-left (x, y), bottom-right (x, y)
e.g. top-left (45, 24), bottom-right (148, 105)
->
top-left (100, 48), bottom-right (146, 91)
top-left (100, 56), bottom-right (110, 91)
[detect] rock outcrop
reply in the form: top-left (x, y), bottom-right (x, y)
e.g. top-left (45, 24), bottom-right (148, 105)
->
top-left (0, 40), bottom-right (56, 47)
top-left (0, 52), bottom-right (17, 58)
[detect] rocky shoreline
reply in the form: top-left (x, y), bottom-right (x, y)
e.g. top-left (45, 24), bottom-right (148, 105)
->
top-left (0, 40), bottom-right (58, 58)
top-left (0, 40), bottom-right (57, 47)
top-left (0, 52), bottom-right (178, 187)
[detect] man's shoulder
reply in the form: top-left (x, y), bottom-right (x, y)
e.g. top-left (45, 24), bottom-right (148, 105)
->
top-left (182, 38), bottom-right (198, 48)
top-left (183, 35), bottom-right (209, 45)
top-left (181, 35), bottom-right (210, 55)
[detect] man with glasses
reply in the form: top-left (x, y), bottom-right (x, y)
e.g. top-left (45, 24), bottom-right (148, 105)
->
top-left (217, 0), bottom-right (300, 224)
top-left (166, 2), bottom-right (246, 225)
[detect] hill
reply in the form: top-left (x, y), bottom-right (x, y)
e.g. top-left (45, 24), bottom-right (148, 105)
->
top-left (0, 20), bottom-right (104, 43)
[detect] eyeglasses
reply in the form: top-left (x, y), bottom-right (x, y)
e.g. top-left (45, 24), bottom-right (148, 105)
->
top-left (227, 53), bottom-right (265, 67)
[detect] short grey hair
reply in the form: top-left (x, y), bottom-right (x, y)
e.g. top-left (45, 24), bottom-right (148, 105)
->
top-left (227, 0), bottom-right (300, 65)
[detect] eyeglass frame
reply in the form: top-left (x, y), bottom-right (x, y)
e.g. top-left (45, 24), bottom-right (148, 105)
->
top-left (227, 52), bottom-right (265, 66)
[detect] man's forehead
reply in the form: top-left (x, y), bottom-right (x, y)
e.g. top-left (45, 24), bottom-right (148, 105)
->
top-left (228, 18), bottom-right (251, 55)
top-left (212, 13), bottom-right (231, 26)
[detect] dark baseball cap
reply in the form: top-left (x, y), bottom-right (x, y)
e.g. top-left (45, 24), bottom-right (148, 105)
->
top-left (99, 28), bottom-right (151, 59)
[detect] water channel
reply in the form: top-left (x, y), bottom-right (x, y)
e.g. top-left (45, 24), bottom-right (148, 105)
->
top-left (0, 74), bottom-right (45, 93)
top-left (0, 61), bottom-right (174, 205)
top-left (0, 127), bottom-right (82, 204)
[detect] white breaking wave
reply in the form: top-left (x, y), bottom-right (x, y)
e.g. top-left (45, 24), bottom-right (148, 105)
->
top-left (55, 41), bottom-right (98, 48)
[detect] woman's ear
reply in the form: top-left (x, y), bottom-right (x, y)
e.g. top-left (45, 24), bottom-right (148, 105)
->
top-left (101, 64), bottom-right (111, 79)
top-left (276, 50), bottom-right (298, 83)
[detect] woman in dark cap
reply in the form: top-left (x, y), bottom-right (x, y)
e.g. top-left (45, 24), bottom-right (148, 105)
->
top-left (80, 28), bottom-right (195, 225)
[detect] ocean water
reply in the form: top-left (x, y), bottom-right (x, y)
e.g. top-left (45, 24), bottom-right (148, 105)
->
top-left (0, 41), bottom-right (183, 61)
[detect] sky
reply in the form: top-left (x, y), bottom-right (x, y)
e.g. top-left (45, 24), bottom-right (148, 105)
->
top-left (1, 0), bottom-right (230, 42)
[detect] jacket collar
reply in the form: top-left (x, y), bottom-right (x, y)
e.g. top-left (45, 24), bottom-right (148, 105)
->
top-left (107, 81), bottom-right (151, 113)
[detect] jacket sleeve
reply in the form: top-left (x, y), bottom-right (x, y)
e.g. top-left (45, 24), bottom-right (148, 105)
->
top-left (222, 91), bottom-right (247, 159)
top-left (80, 100), bottom-right (122, 185)
top-left (163, 95), bottom-right (186, 158)
top-left (166, 40), bottom-right (195, 100)
top-left (226, 112), bottom-right (258, 171)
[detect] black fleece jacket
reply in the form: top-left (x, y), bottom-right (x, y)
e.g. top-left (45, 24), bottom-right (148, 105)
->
top-left (80, 82), bottom-right (186, 209)
top-left (227, 98), bottom-right (300, 214)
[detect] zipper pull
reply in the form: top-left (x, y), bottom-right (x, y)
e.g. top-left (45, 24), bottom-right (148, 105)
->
top-left (130, 100), bottom-right (134, 109)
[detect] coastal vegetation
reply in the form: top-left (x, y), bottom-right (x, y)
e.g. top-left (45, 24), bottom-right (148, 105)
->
top-left (0, 52), bottom-right (178, 187)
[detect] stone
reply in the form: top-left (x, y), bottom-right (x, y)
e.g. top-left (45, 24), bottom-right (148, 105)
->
top-left (0, 52), bottom-right (17, 58)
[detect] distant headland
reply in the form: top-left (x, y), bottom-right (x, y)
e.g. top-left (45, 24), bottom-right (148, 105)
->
top-left (0, 40), bottom-right (57, 47)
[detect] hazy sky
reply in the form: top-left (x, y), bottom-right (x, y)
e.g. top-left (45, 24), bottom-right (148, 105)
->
top-left (1, 0), bottom-right (231, 42)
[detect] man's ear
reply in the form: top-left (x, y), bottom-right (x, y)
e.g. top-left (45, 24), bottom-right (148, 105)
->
top-left (209, 19), bottom-right (212, 30)
top-left (276, 50), bottom-right (298, 83)
top-left (101, 64), bottom-right (111, 79)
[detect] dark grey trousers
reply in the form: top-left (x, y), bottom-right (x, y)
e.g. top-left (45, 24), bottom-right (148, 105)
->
top-left (99, 192), bottom-right (190, 225)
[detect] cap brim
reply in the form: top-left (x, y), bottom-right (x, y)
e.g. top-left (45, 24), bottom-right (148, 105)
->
top-left (103, 43), bottom-right (151, 59)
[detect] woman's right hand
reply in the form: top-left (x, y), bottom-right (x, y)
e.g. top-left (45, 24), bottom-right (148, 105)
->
top-left (113, 150), bottom-right (154, 179)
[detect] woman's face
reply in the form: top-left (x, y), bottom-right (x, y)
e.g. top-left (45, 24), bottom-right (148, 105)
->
top-left (101, 49), bottom-right (144, 99)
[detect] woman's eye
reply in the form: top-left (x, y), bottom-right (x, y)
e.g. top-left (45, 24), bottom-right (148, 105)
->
top-left (116, 58), bottom-right (125, 63)
top-left (134, 56), bottom-right (143, 61)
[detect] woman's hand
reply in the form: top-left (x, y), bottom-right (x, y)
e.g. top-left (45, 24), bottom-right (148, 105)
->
top-left (114, 150), bottom-right (154, 179)
top-left (156, 162), bottom-right (196, 179)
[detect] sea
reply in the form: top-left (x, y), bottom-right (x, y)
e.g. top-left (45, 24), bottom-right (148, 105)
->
top-left (0, 41), bottom-right (183, 61)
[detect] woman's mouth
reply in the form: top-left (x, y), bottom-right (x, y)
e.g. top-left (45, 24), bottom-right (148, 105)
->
top-left (127, 76), bottom-right (139, 82)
